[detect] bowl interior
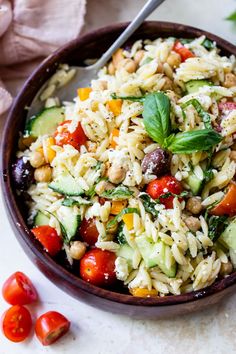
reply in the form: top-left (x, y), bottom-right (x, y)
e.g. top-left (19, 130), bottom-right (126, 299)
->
top-left (2, 21), bottom-right (236, 309)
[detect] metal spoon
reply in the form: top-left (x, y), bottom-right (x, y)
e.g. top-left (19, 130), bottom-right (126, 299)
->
top-left (28, 0), bottom-right (165, 117)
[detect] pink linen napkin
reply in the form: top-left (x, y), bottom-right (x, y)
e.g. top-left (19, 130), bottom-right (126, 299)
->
top-left (0, 0), bottom-right (86, 116)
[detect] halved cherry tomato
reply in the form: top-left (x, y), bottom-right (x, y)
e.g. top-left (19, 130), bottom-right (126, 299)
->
top-left (1, 305), bottom-right (32, 342)
top-left (54, 120), bottom-right (87, 149)
top-left (80, 248), bottom-right (116, 287)
top-left (210, 183), bottom-right (236, 216)
top-left (146, 175), bottom-right (183, 209)
top-left (35, 311), bottom-right (70, 346)
top-left (173, 41), bottom-right (195, 62)
top-left (79, 217), bottom-right (99, 246)
top-left (2, 271), bottom-right (38, 305)
top-left (31, 226), bottom-right (62, 256)
top-left (218, 101), bottom-right (236, 112)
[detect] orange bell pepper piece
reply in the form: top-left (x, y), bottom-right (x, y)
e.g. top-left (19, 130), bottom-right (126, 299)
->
top-left (77, 87), bottom-right (92, 101)
top-left (110, 128), bottom-right (120, 148)
top-left (129, 288), bottom-right (158, 297)
top-left (110, 200), bottom-right (127, 215)
top-left (107, 99), bottom-right (122, 116)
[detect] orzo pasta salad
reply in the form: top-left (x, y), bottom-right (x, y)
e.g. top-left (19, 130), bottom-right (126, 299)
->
top-left (13, 35), bottom-right (236, 297)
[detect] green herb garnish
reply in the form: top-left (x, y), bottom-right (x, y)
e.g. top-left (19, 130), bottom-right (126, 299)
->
top-left (101, 185), bottom-right (133, 200)
top-left (207, 215), bottom-right (229, 242)
top-left (106, 207), bottom-right (140, 229)
top-left (181, 99), bottom-right (212, 129)
top-left (117, 222), bottom-right (127, 244)
top-left (62, 197), bottom-right (93, 207)
top-left (139, 193), bottom-right (159, 217)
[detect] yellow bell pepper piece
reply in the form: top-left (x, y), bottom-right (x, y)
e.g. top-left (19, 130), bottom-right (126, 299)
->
top-left (110, 128), bottom-right (120, 148)
top-left (110, 200), bottom-right (127, 215)
top-left (77, 87), bottom-right (92, 101)
top-left (129, 288), bottom-right (158, 297)
top-left (122, 213), bottom-right (134, 230)
top-left (107, 99), bottom-right (122, 116)
top-left (45, 137), bottom-right (56, 164)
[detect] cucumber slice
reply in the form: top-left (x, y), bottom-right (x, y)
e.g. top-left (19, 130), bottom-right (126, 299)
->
top-left (34, 211), bottom-right (50, 226)
top-left (58, 206), bottom-right (81, 242)
top-left (49, 172), bottom-right (84, 196)
top-left (25, 106), bottom-right (65, 137)
top-left (135, 235), bottom-right (177, 278)
top-left (219, 218), bottom-right (236, 250)
top-left (185, 80), bottom-right (213, 94)
top-left (186, 171), bottom-right (203, 196)
top-left (116, 244), bottom-right (134, 267)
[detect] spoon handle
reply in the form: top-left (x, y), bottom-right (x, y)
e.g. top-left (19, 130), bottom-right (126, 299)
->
top-left (94, 0), bottom-right (165, 69)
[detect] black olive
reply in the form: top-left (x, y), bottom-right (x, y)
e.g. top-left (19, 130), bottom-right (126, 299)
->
top-left (141, 148), bottom-right (170, 177)
top-left (12, 157), bottom-right (34, 191)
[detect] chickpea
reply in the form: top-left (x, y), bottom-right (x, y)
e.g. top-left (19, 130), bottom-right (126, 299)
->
top-left (112, 48), bottom-right (124, 68)
top-left (108, 62), bottom-right (115, 75)
top-left (29, 151), bottom-right (45, 168)
top-left (223, 73), bottom-right (236, 88)
top-left (230, 150), bottom-right (236, 162)
top-left (95, 180), bottom-right (114, 195)
top-left (68, 241), bottom-right (86, 260)
top-left (220, 261), bottom-right (233, 277)
top-left (167, 52), bottom-right (181, 68)
top-left (185, 216), bottom-right (201, 232)
top-left (186, 197), bottom-right (203, 215)
top-left (34, 165), bottom-right (52, 182)
top-left (134, 50), bottom-right (145, 65)
top-left (117, 58), bottom-right (137, 73)
top-left (108, 164), bottom-right (126, 184)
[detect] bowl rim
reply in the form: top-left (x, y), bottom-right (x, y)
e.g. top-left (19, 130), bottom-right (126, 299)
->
top-left (1, 20), bottom-right (236, 307)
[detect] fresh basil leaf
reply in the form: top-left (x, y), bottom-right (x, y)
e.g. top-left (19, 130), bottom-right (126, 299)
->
top-left (45, 210), bottom-right (68, 241)
top-left (101, 185), bottom-right (133, 200)
top-left (106, 207), bottom-right (140, 229)
top-left (165, 129), bottom-right (222, 154)
top-left (143, 92), bottom-right (171, 146)
top-left (207, 215), bottom-right (229, 242)
top-left (181, 99), bottom-right (212, 129)
top-left (139, 193), bottom-right (159, 217)
top-left (62, 197), bottom-right (93, 207)
top-left (111, 93), bottom-right (145, 102)
top-left (117, 222), bottom-right (127, 244)
top-left (202, 38), bottom-right (215, 50)
top-left (179, 38), bottom-right (193, 45)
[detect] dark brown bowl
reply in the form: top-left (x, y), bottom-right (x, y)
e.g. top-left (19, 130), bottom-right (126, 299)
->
top-left (1, 22), bottom-right (236, 319)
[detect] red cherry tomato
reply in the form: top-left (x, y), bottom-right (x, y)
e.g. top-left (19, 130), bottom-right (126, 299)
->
top-left (1, 305), bottom-right (32, 342)
top-left (173, 41), bottom-right (195, 62)
top-left (146, 175), bottom-right (183, 209)
top-left (218, 101), bottom-right (236, 112)
top-left (210, 183), bottom-right (236, 216)
top-left (54, 120), bottom-right (87, 149)
top-left (2, 271), bottom-right (38, 306)
top-left (80, 248), bottom-right (116, 287)
top-left (79, 217), bottom-right (99, 246)
top-left (35, 311), bottom-right (70, 346)
top-left (31, 226), bottom-right (62, 256)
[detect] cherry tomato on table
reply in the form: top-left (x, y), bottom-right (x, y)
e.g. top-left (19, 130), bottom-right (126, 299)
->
top-left (31, 225), bottom-right (62, 256)
top-left (80, 248), bottom-right (116, 287)
top-left (173, 40), bottom-right (195, 62)
top-left (210, 183), bottom-right (236, 216)
top-left (54, 120), bottom-right (87, 149)
top-left (79, 217), bottom-right (99, 246)
top-left (35, 311), bottom-right (70, 346)
top-left (1, 305), bottom-right (32, 342)
top-left (146, 175), bottom-right (183, 209)
top-left (2, 271), bottom-right (38, 305)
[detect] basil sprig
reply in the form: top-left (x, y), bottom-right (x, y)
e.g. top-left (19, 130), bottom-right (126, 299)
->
top-left (112, 91), bottom-right (222, 154)
top-left (181, 99), bottom-right (212, 129)
top-left (164, 129), bottom-right (222, 154)
top-left (143, 92), bottom-right (171, 146)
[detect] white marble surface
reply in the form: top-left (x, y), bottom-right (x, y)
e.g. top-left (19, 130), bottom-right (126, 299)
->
top-left (1, 0), bottom-right (236, 353)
